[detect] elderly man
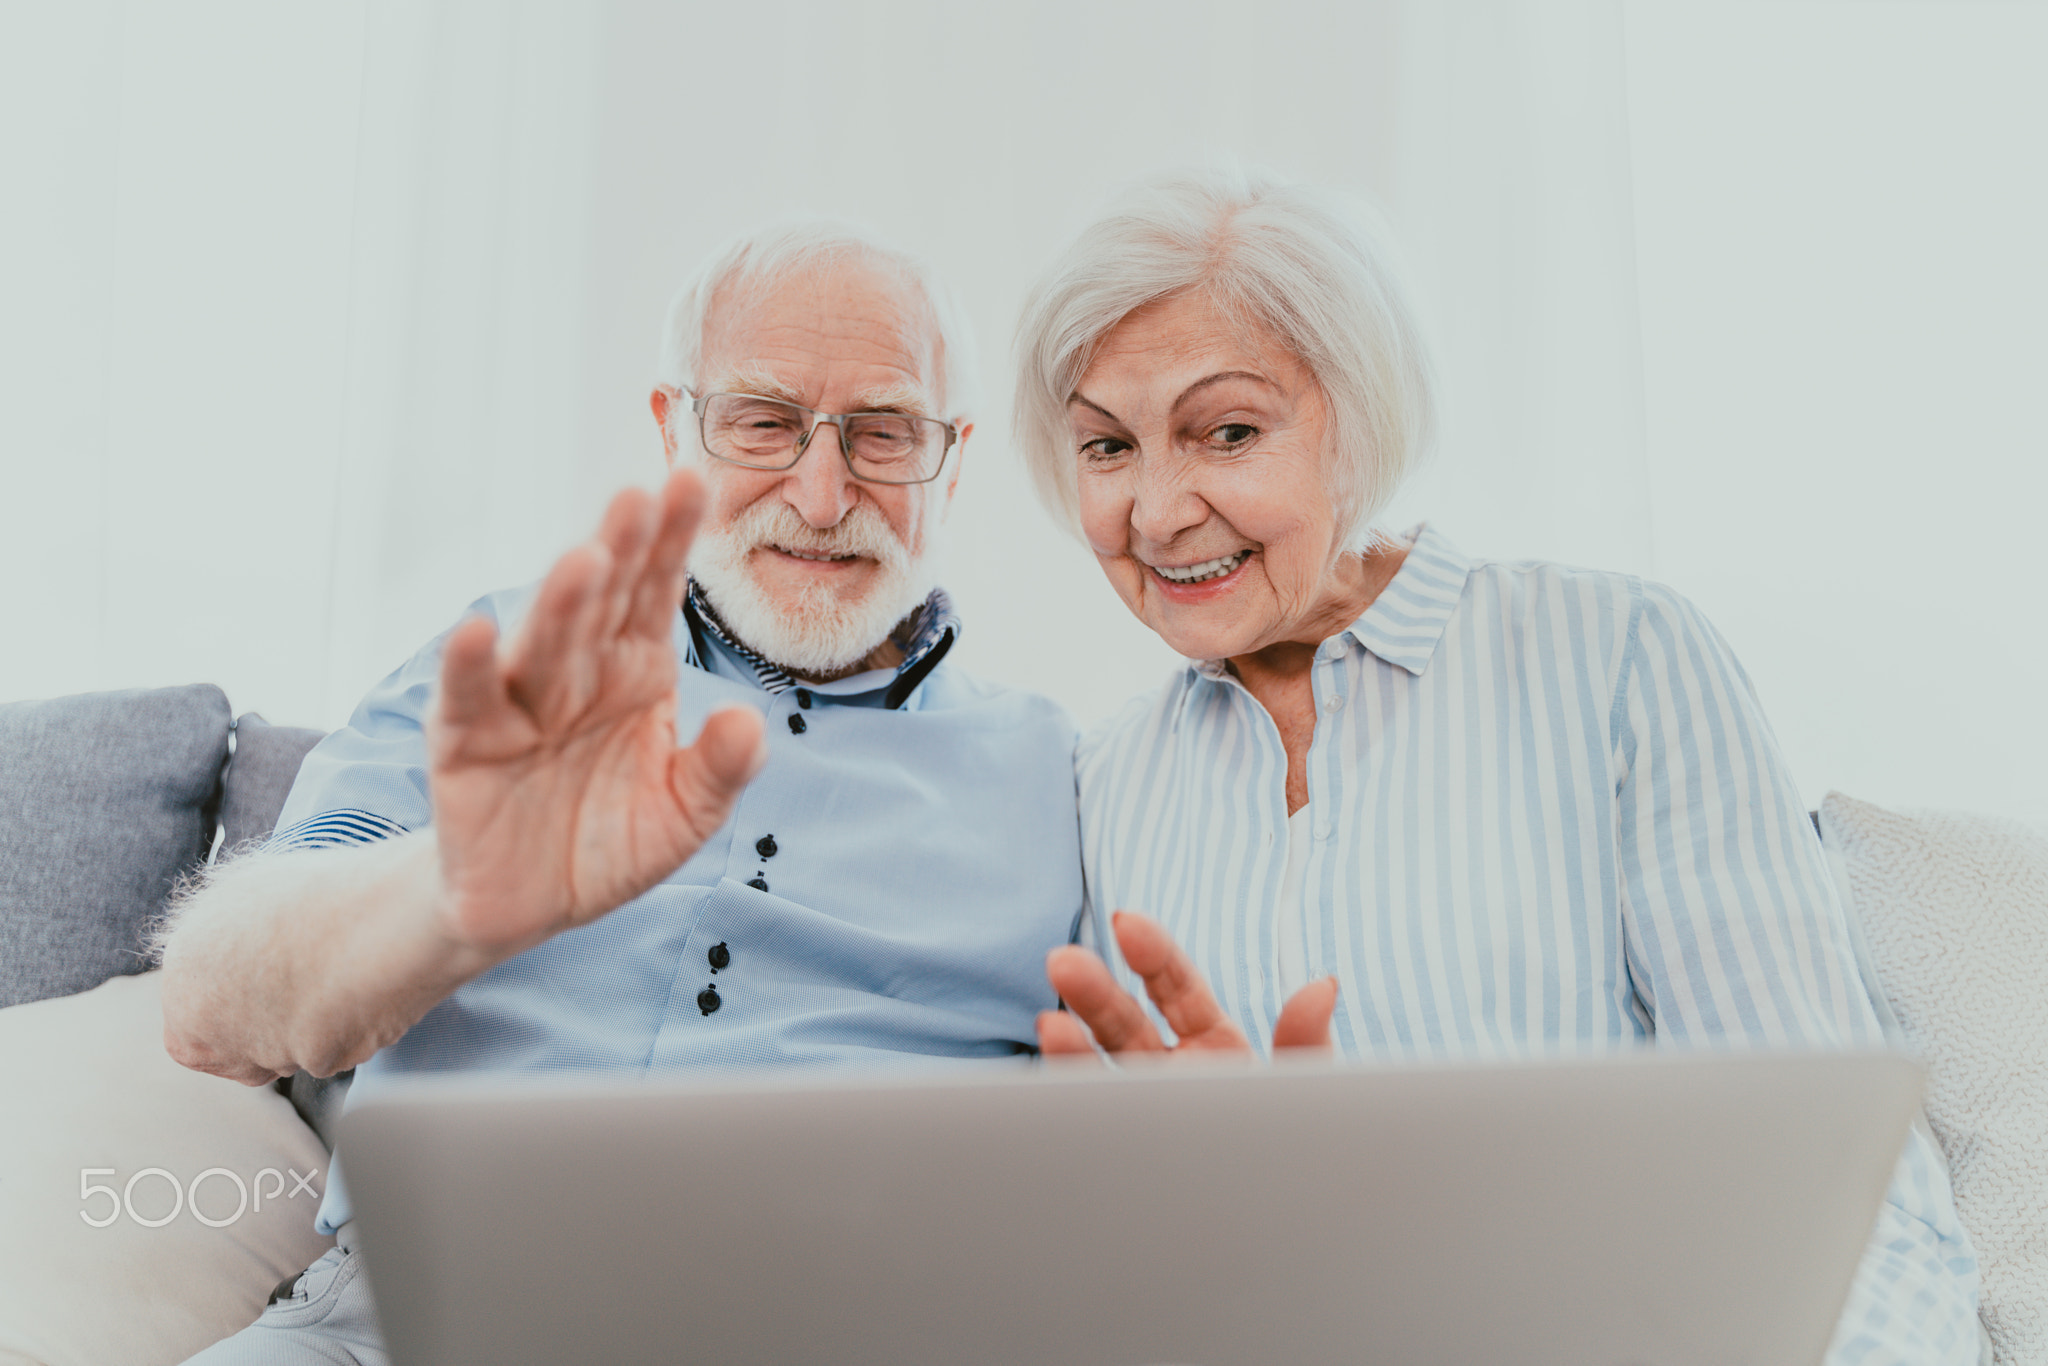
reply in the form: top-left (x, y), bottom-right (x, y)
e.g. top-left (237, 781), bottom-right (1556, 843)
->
top-left (160, 222), bottom-right (1082, 1365)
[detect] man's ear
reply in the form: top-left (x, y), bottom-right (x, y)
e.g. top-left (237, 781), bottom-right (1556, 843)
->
top-left (651, 388), bottom-right (680, 465)
top-left (943, 421), bottom-right (973, 503)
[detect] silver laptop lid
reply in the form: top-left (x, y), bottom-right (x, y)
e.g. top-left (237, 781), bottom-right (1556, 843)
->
top-left (341, 1048), bottom-right (1920, 1366)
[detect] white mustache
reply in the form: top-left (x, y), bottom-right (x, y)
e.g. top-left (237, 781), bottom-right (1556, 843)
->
top-left (687, 492), bottom-right (937, 677)
top-left (728, 500), bottom-right (907, 568)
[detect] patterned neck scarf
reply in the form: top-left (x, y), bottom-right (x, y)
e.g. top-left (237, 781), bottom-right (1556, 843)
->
top-left (682, 578), bottom-right (960, 710)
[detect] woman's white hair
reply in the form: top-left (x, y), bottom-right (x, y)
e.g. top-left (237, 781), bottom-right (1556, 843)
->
top-left (1013, 167), bottom-right (1436, 550)
top-left (656, 218), bottom-right (978, 420)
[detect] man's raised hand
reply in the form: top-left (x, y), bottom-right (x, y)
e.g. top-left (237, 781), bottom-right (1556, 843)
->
top-left (427, 466), bottom-right (767, 954)
top-left (1037, 910), bottom-right (1338, 1059)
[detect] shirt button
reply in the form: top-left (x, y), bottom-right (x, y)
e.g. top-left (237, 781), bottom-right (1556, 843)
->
top-left (1314, 821), bottom-right (1334, 842)
top-left (747, 876), bottom-right (769, 892)
top-left (755, 834), bottom-right (778, 859)
top-left (1319, 641), bottom-right (1344, 662)
top-left (1323, 694), bottom-right (1345, 714)
top-left (795, 688), bottom-right (813, 710)
top-left (708, 942), bottom-right (730, 971)
top-left (787, 714), bottom-right (807, 735)
top-left (697, 986), bottom-right (721, 1016)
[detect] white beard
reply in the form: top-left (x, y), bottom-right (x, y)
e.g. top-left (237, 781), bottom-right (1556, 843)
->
top-left (688, 498), bottom-right (940, 679)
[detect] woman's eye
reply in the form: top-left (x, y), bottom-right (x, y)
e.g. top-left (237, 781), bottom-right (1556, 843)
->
top-left (1208, 423), bottom-right (1258, 447)
top-left (1080, 437), bottom-right (1132, 461)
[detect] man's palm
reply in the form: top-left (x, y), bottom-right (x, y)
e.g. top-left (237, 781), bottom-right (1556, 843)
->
top-left (426, 469), bottom-right (766, 952)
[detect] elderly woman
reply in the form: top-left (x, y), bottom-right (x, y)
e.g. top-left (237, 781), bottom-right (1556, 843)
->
top-left (1013, 169), bottom-right (1980, 1366)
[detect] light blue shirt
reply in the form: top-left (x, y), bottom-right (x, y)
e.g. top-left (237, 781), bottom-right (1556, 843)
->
top-left (1077, 525), bottom-right (1981, 1366)
top-left (272, 582), bottom-right (1084, 1233)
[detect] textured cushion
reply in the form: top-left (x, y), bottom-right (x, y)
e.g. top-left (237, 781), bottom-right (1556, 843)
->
top-left (0, 970), bottom-right (334, 1366)
top-left (219, 714), bottom-right (327, 856)
top-left (1822, 793), bottom-right (2048, 1365)
top-left (0, 685), bottom-right (230, 1008)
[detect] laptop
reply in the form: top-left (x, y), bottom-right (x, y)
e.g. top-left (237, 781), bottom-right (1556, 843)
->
top-left (339, 1048), bottom-right (1920, 1366)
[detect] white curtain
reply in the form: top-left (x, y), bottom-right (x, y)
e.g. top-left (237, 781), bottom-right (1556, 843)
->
top-left (1379, 1), bottom-right (1652, 577)
top-left (320, 0), bottom-right (599, 723)
top-left (3, 0), bottom-right (2040, 822)
top-left (2, 1), bottom-right (367, 717)
top-left (0, 0), bottom-right (601, 728)
top-left (1623, 1), bottom-right (2048, 822)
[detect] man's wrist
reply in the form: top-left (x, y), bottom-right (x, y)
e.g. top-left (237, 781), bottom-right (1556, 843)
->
top-left (421, 832), bottom-right (555, 974)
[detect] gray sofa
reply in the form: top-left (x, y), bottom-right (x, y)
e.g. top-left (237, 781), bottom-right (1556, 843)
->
top-left (0, 683), bottom-right (342, 1138)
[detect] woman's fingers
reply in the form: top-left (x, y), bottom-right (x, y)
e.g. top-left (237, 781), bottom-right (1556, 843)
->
top-left (1111, 911), bottom-right (1248, 1052)
top-left (1273, 976), bottom-right (1339, 1050)
top-left (1035, 1009), bottom-right (1100, 1058)
top-left (1044, 945), bottom-right (1167, 1054)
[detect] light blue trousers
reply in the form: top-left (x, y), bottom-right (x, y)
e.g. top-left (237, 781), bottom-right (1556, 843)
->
top-left (182, 1223), bottom-right (387, 1366)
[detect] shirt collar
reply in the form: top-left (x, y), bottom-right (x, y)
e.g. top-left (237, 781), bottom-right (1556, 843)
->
top-left (681, 578), bottom-right (961, 708)
top-left (1342, 522), bottom-right (1472, 676)
top-left (1179, 523), bottom-right (1471, 722)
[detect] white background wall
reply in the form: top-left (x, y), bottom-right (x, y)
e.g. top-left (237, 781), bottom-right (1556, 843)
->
top-left (2, 0), bottom-right (2042, 823)
top-left (1624, 1), bottom-right (2047, 822)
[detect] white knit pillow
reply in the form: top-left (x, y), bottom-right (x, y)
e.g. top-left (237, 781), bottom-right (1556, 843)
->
top-left (1822, 793), bottom-right (2048, 1366)
top-left (0, 971), bottom-right (334, 1366)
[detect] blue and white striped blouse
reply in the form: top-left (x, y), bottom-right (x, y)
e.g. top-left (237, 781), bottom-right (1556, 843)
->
top-left (1076, 524), bottom-right (1980, 1365)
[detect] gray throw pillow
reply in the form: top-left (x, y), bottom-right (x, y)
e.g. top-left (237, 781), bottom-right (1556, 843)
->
top-left (0, 685), bottom-right (231, 1008)
top-left (219, 713), bottom-right (328, 856)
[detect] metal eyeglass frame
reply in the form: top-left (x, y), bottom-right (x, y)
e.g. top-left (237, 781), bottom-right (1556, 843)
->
top-left (677, 387), bottom-right (959, 486)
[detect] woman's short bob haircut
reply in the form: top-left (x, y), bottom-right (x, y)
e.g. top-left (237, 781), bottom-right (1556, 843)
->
top-left (657, 217), bottom-right (978, 420)
top-left (1013, 167), bottom-right (1436, 550)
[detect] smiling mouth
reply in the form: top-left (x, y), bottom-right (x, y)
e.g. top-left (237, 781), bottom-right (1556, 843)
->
top-left (1152, 550), bottom-right (1251, 585)
top-left (770, 546), bottom-right (862, 564)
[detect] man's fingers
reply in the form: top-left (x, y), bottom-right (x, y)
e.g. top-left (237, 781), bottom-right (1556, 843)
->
top-left (693, 705), bottom-right (770, 786)
top-left (1111, 911), bottom-right (1246, 1051)
top-left (593, 483), bottom-right (661, 642)
top-left (1035, 1009), bottom-right (1101, 1059)
top-left (503, 540), bottom-right (610, 718)
top-left (1045, 945), bottom-right (1167, 1054)
top-left (1273, 976), bottom-right (1339, 1051)
top-left (667, 705), bottom-right (768, 840)
top-left (437, 614), bottom-right (508, 729)
top-left (626, 467), bottom-right (706, 640)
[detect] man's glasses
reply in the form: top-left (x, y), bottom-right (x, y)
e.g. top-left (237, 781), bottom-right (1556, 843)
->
top-left (682, 390), bottom-right (958, 486)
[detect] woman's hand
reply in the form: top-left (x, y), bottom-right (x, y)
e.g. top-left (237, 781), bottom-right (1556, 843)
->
top-left (1037, 910), bottom-right (1338, 1058)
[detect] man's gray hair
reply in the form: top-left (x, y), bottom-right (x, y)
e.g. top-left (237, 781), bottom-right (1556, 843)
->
top-left (1012, 168), bottom-right (1436, 549)
top-left (656, 218), bottom-right (979, 419)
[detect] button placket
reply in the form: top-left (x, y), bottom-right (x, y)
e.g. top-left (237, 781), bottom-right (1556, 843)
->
top-left (698, 939), bottom-right (732, 1017)
top-left (745, 831), bottom-right (775, 894)
top-left (1310, 651), bottom-right (1344, 840)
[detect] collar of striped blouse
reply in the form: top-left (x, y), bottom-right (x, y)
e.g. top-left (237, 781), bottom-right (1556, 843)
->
top-left (1172, 524), bottom-right (1471, 730)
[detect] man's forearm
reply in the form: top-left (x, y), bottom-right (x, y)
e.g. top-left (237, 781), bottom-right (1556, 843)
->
top-left (158, 830), bottom-right (512, 1085)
